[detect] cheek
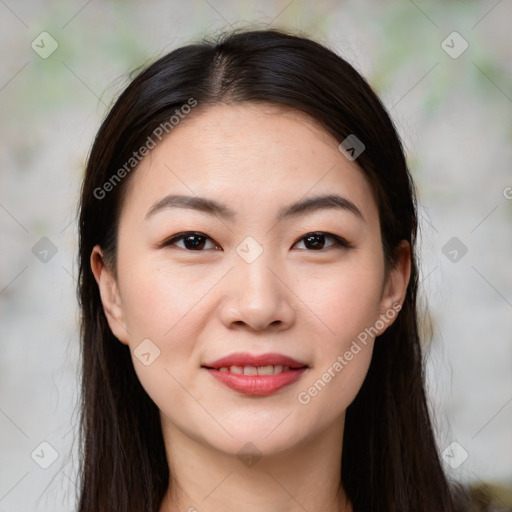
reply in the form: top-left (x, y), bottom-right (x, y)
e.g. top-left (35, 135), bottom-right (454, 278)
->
top-left (295, 272), bottom-right (379, 419)
top-left (118, 259), bottom-right (219, 404)
top-left (295, 341), bottom-right (374, 435)
top-left (304, 256), bottom-right (385, 344)
top-left (294, 257), bottom-right (383, 408)
top-left (119, 255), bottom-right (216, 341)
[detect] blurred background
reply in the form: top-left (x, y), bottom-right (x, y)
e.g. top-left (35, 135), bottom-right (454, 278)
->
top-left (0, 1), bottom-right (511, 510)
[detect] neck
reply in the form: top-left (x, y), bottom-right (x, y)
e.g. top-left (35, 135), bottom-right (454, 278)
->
top-left (159, 416), bottom-right (352, 512)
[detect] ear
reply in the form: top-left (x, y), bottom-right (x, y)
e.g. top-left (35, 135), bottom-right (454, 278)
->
top-left (90, 245), bottom-right (129, 345)
top-left (377, 240), bottom-right (411, 332)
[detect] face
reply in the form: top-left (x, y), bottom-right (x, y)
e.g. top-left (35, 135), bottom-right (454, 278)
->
top-left (92, 103), bottom-right (409, 458)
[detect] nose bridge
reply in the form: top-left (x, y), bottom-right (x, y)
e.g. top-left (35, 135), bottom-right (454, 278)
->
top-left (237, 248), bottom-right (281, 297)
top-left (219, 238), bottom-right (296, 331)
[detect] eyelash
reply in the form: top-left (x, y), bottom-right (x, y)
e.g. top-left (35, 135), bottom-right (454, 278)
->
top-left (161, 231), bottom-right (353, 252)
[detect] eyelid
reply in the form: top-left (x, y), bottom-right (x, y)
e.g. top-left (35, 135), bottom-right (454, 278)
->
top-left (292, 232), bottom-right (353, 250)
top-left (161, 231), bottom-right (221, 250)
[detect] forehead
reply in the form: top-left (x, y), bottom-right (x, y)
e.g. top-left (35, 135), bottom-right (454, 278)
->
top-left (120, 103), bottom-right (378, 224)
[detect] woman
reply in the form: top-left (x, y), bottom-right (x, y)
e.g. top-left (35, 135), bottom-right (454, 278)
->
top-left (77, 28), bottom-right (474, 511)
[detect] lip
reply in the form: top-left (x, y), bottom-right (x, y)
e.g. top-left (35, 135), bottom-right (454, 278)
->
top-left (202, 352), bottom-right (308, 369)
top-left (202, 352), bottom-right (309, 397)
top-left (204, 368), bottom-right (307, 396)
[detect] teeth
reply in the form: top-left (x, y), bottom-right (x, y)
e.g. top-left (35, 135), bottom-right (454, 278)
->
top-left (257, 365), bottom-right (274, 375)
top-left (216, 365), bottom-right (293, 375)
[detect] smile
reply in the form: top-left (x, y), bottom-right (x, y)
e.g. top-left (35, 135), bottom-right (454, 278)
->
top-left (218, 364), bottom-right (291, 375)
top-left (202, 352), bottom-right (309, 396)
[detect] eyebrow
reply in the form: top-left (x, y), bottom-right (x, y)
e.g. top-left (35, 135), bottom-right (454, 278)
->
top-left (144, 193), bottom-right (364, 222)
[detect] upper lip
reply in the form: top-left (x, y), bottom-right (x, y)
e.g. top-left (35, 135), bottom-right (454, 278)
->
top-left (202, 352), bottom-right (308, 369)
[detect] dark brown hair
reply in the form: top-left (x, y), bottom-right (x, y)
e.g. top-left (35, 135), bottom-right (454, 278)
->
top-left (77, 27), bottom-right (474, 511)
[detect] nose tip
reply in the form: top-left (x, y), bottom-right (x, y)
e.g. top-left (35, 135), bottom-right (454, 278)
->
top-left (231, 317), bottom-right (286, 332)
top-left (219, 257), bottom-right (296, 332)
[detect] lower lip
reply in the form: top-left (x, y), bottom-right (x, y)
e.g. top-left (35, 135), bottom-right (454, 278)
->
top-left (204, 367), bottom-right (307, 396)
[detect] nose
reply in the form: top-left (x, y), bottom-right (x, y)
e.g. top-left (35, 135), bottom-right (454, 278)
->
top-left (218, 253), bottom-right (296, 332)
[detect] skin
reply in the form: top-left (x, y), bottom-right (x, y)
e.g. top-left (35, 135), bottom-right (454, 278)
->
top-left (91, 103), bottom-right (410, 512)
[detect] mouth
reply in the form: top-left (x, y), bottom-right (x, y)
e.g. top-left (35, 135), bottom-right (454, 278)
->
top-left (201, 352), bottom-right (309, 396)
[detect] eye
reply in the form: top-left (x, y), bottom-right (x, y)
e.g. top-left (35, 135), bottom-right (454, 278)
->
top-left (162, 232), bottom-right (221, 251)
top-left (161, 231), bottom-right (352, 252)
top-left (292, 232), bottom-right (352, 251)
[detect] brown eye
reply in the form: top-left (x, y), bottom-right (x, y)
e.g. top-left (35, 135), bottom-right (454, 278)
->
top-left (163, 232), bottom-right (220, 251)
top-left (293, 232), bottom-right (352, 251)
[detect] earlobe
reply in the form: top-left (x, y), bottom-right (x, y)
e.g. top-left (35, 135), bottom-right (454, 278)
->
top-left (378, 240), bottom-right (411, 331)
top-left (90, 245), bottom-right (129, 344)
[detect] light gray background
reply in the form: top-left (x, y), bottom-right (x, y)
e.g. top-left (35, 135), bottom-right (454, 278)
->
top-left (1, 1), bottom-right (511, 511)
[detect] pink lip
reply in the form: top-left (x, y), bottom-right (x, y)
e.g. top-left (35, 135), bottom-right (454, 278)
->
top-left (202, 352), bottom-right (309, 396)
top-left (202, 352), bottom-right (307, 369)
top-left (205, 368), bottom-right (307, 396)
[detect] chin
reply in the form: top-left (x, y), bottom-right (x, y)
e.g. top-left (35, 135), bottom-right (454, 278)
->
top-left (209, 434), bottom-right (300, 462)
top-left (199, 416), bottom-right (310, 457)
